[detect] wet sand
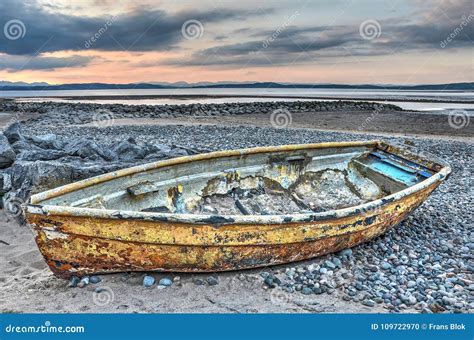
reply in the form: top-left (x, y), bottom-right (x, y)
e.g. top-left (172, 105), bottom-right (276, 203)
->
top-left (93, 110), bottom-right (474, 140)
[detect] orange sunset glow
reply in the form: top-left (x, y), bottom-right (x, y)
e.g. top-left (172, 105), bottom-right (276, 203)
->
top-left (0, 0), bottom-right (472, 85)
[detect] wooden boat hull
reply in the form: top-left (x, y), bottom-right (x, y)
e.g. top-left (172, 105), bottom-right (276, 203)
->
top-left (24, 141), bottom-right (450, 278)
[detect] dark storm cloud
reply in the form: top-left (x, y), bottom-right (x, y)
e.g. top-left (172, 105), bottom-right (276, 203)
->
top-left (167, 0), bottom-right (473, 67)
top-left (391, 22), bottom-right (473, 46)
top-left (165, 25), bottom-right (370, 67)
top-left (0, 0), bottom-right (268, 55)
top-left (246, 25), bottom-right (332, 39)
top-left (194, 27), bottom-right (353, 57)
top-left (0, 54), bottom-right (94, 71)
top-left (1, 0), bottom-right (472, 71)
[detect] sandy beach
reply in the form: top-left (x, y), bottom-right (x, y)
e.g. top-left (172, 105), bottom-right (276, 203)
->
top-left (0, 212), bottom-right (389, 313)
top-left (102, 111), bottom-right (473, 140)
top-left (0, 100), bottom-right (472, 314)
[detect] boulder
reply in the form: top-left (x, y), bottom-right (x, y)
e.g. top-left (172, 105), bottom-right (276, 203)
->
top-left (113, 137), bottom-right (147, 161)
top-left (16, 149), bottom-right (67, 161)
top-left (0, 133), bottom-right (16, 168)
top-left (11, 139), bottom-right (41, 153)
top-left (3, 122), bottom-right (24, 144)
top-left (6, 160), bottom-right (128, 196)
top-left (0, 129), bottom-right (189, 208)
top-left (0, 172), bottom-right (9, 193)
top-left (30, 134), bottom-right (65, 150)
top-left (7, 161), bottom-right (77, 195)
top-left (65, 139), bottom-right (117, 161)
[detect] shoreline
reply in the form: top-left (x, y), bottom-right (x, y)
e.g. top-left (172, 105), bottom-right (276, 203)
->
top-left (4, 94), bottom-right (474, 104)
top-left (1, 100), bottom-right (473, 138)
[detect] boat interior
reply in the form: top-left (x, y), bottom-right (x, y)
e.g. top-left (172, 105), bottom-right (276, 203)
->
top-left (38, 143), bottom-right (439, 216)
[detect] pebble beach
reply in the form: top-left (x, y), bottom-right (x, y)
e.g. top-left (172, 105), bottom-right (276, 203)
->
top-left (0, 99), bottom-right (472, 314)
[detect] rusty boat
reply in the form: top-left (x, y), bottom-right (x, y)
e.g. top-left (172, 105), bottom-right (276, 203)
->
top-left (24, 140), bottom-right (450, 278)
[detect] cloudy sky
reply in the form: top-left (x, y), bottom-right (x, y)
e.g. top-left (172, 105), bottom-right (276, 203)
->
top-left (0, 0), bottom-right (472, 84)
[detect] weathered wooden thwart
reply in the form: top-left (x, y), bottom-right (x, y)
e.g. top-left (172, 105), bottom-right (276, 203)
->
top-left (24, 140), bottom-right (450, 278)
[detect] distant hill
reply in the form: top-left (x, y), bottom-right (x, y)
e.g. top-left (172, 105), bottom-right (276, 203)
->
top-left (0, 81), bottom-right (49, 87)
top-left (190, 82), bottom-right (474, 91)
top-left (0, 81), bottom-right (472, 91)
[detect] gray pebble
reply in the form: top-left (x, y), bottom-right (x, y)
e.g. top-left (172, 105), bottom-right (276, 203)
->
top-left (362, 299), bottom-right (375, 307)
top-left (340, 248), bottom-right (353, 257)
top-left (89, 275), bottom-right (101, 284)
top-left (193, 278), bottom-right (205, 285)
top-left (324, 260), bottom-right (336, 269)
top-left (68, 276), bottom-right (80, 288)
top-left (332, 257), bottom-right (342, 268)
top-left (78, 276), bottom-right (89, 288)
top-left (207, 276), bottom-right (219, 286)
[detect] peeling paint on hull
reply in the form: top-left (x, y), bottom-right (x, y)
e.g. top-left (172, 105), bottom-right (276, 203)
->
top-left (24, 141), bottom-right (450, 278)
top-left (30, 183), bottom-right (437, 279)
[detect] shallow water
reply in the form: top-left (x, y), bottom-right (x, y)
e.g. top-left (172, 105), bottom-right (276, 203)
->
top-left (4, 88), bottom-right (474, 113)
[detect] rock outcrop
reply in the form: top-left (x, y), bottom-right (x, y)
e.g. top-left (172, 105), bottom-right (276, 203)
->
top-left (0, 122), bottom-right (200, 211)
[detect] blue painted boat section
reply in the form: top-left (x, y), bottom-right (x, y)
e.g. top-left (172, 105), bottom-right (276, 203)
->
top-left (370, 151), bottom-right (434, 178)
top-left (368, 160), bottom-right (421, 185)
top-left (366, 151), bottom-right (434, 186)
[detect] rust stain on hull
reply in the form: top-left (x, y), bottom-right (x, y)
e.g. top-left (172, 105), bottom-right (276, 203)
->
top-left (24, 140), bottom-right (450, 278)
top-left (29, 182), bottom-right (438, 279)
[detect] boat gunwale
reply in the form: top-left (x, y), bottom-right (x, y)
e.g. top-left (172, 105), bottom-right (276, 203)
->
top-left (25, 140), bottom-right (451, 225)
